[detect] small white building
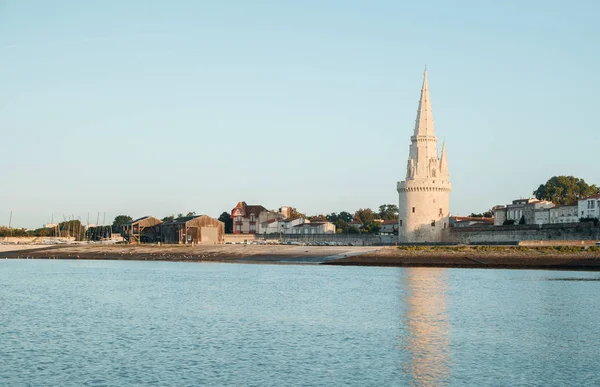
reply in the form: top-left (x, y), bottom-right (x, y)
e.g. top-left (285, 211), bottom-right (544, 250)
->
top-left (578, 194), bottom-right (600, 220)
top-left (534, 209), bottom-right (550, 225)
top-left (259, 217), bottom-right (309, 234)
top-left (549, 205), bottom-right (579, 224)
top-left (291, 222), bottom-right (336, 235)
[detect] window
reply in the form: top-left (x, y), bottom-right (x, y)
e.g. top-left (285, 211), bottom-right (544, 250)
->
top-left (399, 220), bottom-right (403, 226)
top-left (236, 225), bottom-right (241, 232)
top-left (439, 208), bottom-right (443, 216)
top-left (249, 214), bottom-right (255, 222)
top-left (235, 216), bottom-right (242, 222)
top-left (431, 220), bottom-right (435, 227)
top-left (412, 207), bottom-right (415, 213)
top-left (249, 224), bottom-right (255, 232)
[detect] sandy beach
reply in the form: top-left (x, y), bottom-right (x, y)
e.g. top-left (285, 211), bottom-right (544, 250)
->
top-left (0, 243), bottom-right (382, 264)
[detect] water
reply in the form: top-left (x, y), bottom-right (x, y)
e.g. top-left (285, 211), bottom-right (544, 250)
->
top-left (1, 260), bottom-right (600, 386)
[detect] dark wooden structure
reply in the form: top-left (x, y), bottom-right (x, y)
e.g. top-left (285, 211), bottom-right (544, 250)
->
top-left (122, 216), bottom-right (162, 244)
top-left (160, 215), bottom-right (224, 245)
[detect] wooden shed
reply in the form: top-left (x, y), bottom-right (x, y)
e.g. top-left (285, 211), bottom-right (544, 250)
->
top-left (122, 216), bottom-right (162, 244)
top-left (160, 215), bottom-right (224, 245)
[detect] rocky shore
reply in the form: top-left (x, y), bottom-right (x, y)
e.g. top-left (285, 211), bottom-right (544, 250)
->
top-left (2, 244), bottom-right (600, 270)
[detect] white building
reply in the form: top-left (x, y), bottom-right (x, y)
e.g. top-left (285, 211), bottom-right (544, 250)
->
top-left (397, 70), bottom-right (451, 242)
top-left (578, 194), bottom-right (600, 220)
top-left (291, 222), bottom-right (336, 235)
top-left (549, 205), bottom-right (579, 224)
top-left (259, 217), bottom-right (309, 234)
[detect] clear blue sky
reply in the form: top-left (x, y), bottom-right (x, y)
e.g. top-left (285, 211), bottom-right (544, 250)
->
top-left (2, 0), bottom-right (599, 228)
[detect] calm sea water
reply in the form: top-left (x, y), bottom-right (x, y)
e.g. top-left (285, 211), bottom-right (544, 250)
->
top-left (1, 260), bottom-right (600, 386)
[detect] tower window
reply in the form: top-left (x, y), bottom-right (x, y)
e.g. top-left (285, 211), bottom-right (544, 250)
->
top-left (412, 207), bottom-right (415, 213)
top-left (431, 220), bottom-right (436, 227)
top-left (400, 220), bottom-right (403, 226)
top-left (439, 208), bottom-right (443, 216)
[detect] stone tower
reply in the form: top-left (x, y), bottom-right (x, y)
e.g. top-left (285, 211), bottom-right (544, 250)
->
top-left (397, 70), bottom-right (451, 242)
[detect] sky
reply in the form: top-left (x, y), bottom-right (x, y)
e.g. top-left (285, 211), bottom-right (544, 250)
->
top-left (1, 0), bottom-right (599, 228)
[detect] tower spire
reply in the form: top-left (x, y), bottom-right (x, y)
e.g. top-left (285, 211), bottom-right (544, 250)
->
top-left (413, 69), bottom-right (435, 137)
top-left (439, 141), bottom-right (449, 178)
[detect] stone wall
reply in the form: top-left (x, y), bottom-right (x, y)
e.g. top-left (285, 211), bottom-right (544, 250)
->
top-left (443, 223), bottom-right (600, 244)
top-left (223, 233), bottom-right (390, 246)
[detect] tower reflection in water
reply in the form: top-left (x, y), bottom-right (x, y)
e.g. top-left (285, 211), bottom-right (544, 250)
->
top-left (401, 268), bottom-right (450, 386)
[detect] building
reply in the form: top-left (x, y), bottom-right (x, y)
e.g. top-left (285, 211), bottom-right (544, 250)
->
top-left (492, 206), bottom-right (507, 226)
top-left (379, 220), bottom-right (399, 235)
top-left (449, 216), bottom-right (494, 228)
top-left (291, 222), bottom-right (336, 235)
top-left (397, 70), bottom-right (451, 242)
top-left (549, 205), bottom-right (579, 224)
top-left (160, 215), bottom-right (224, 244)
top-left (122, 216), bottom-right (162, 244)
top-left (494, 198), bottom-right (554, 225)
top-left (578, 194), bottom-right (600, 220)
top-left (231, 201), bottom-right (282, 234)
top-left (260, 217), bottom-right (309, 235)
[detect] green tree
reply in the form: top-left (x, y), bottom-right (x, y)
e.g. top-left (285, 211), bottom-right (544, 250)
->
top-left (287, 208), bottom-right (306, 220)
top-left (361, 221), bottom-right (382, 234)
top-left (354, 208), bottom-right (375, 225)
top-left (337, 211), bottom-right (353, 223)
top-left (112, 215), bottom-right (133, 233)
top-left (162, 215), bottom-right (175, 222)
top-left (218, 211), bottom-right (233, 233)
top-left (186, 211), bottom-right (196, 217)
top-left (377, 204), bottom-right (399, 220)
top-left (533, 176), bottom-right (599, 205)
top-left (308, 214), bottom-right (327, 222)
top-left (470, 211), bottom-right (493, 218)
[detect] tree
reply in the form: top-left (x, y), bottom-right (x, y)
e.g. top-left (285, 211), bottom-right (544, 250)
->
top-left (377, 204), bottom-right (399, 220)
top-left (469, 211), bottom-right (493, 218)
top-left (186, 211), bottom-right (196, 217)
top-left (287, 208), bottom-right (306, 220)
top-left (218, 211), bottom-right (233, 233)
top-left (308, 214), bottom-right (327, 222)
top-left (162, 215), bottom-right (175, 222)
top-left (354, 208), bottom-right (375, 225)
top-left (533, 176), bottom-right (599, 205)
top-left (361, 221), bottom-right (381, 234)
top-left (112, 215), bottom-right (133, 233)
top-left (337, 211), bottom-right (353, 223)
top-left (519, 215), bottom-right (526, 225)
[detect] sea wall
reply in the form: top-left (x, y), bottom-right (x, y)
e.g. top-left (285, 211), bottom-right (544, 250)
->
top-left (224, 233), bottom-right (391, 246)
top-left (443, 223), bottom-right (600, 244)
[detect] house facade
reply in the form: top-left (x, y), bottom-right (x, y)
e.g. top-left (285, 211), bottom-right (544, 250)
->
top-left (548, 205), bottom-right (579, 224)
top-left (291, 222), bottom-right (336, 235)
top-left (578, 194), bottom-right (600, 220)
top-left (231, 201), bottom-right (282, 234)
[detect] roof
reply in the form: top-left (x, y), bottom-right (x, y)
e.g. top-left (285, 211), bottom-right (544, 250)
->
top-left (580, 194), bottom-right (600, 201)
top-left (125, 216), bottom-right (160, 226)
top-left (161, 215), bottom-right (201, 225)
top-left (232, 201), bottom-right (268, 217)
top-left (293, 222), bottom-right (331, 228)
top-left (550, 204), bottom-right (578, 209)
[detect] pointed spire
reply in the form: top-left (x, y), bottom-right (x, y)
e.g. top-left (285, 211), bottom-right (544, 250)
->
top-left (439, 141), bottom-right (449, 177)
top-left (413, 69), bottom-right (435, 137)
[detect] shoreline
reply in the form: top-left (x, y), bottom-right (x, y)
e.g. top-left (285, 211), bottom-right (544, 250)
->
top-left (2, 244), bottom-right (600, 271)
